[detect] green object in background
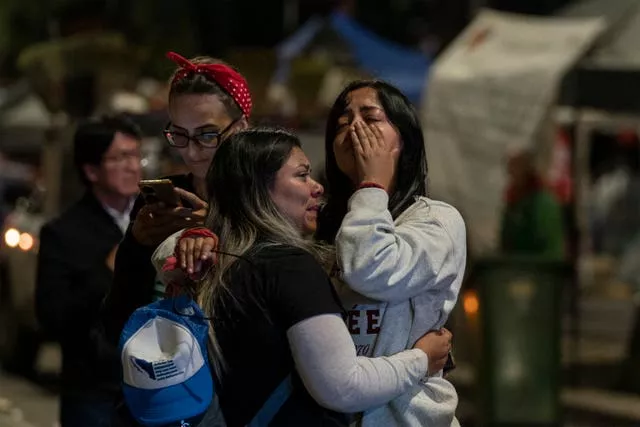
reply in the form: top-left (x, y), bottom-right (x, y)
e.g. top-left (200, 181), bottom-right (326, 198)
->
top-left (475, 257), bottom-right (570, 427)
top-left (500, 190), bottom-right (566, 259)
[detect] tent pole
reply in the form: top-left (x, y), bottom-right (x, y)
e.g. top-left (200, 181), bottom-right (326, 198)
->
top-left (283, 0), bottom-right (299, 34)
top-left (469, 0), bottom-right (489, 16)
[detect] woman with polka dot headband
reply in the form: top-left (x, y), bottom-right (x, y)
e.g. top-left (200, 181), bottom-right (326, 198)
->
top-left (102, 51), bottom-right (253, 350)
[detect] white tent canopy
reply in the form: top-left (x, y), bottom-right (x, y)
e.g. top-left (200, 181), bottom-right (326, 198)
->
top-left (559, 0), bottom-right (640, 68)
top-left (421, 9), bottom-right (604, 254)
top-left (557, 0), bottom-right (640, 113)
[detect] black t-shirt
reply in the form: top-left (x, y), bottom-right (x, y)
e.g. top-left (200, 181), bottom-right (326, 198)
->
top-left (213, 245), bottom-right (348, 427)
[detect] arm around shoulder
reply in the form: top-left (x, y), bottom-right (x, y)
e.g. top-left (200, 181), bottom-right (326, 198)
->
top-left (268, 249), bottom-right (428, 412)
top-left (287, 314), bottom-right (428, 413)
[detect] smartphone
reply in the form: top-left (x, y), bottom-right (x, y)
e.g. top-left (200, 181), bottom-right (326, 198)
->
top-left (138, 179), bottom-right (182, 207)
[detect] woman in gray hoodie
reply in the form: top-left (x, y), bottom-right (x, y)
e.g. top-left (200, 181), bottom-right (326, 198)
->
top-left (316, 80), bottom-right (467, 427)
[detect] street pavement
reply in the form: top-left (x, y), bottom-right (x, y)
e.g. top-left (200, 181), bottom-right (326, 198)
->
top-left (0, 371), bottom-right (57, 427)
top-left (0, 342), bottom-right (59, 427)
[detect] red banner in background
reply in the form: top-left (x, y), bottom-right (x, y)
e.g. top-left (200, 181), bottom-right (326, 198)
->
top-left (548, 129), bottom-right (573, 205)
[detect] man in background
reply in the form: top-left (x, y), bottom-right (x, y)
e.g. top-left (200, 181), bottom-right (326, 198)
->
top-left (35, 115), bottom-right (142, 427)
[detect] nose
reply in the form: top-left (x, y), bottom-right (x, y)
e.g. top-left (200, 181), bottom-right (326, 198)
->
top-left (124, 154), bottom-right (142, 173)
top-left (185, 139), bottom-right (203, 160)
top-left (311, 179), bottom-right (324, 197)
top-left (348, 116), bottom-right (367, 130)
top-left (342, 117), bottom-right (364, 143)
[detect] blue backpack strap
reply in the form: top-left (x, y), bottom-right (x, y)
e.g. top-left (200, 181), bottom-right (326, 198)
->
top-left (247, 374), bottom-right (293, 427)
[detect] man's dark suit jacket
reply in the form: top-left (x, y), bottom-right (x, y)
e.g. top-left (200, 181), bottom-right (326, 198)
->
top-left (36, 191), bottom-right (123, 397)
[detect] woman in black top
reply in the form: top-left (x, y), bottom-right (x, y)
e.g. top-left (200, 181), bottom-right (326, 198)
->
top-left (152, 128), bottom-right (452, 426)
top-left (102, 52), bottom-right (251, 344)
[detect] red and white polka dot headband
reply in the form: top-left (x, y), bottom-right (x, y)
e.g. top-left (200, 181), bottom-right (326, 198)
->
top-left (166, 51), bottom-right (252, 118)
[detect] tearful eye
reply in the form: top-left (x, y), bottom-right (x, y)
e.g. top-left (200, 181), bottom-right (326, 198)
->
top-left (198, 132), bottom-right (218, 142)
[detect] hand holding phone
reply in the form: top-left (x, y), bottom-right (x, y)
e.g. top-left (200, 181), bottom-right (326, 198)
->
top-left (138, 179), bottom-right (182, 207)
top-left (132, 183), bottom-right (209, 246)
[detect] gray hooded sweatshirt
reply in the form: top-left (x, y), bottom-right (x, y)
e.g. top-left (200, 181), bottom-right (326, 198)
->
top-left (334, 187), bottom-right (467, 427)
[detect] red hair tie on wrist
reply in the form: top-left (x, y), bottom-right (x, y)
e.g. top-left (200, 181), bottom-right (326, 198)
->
top-left (161, 227), bottom-right (219, 281)
top-left (176, 227), bottom-right (219, 256)
top-left (179, 227), bottom-right (217, 241)
top-left (358, 181), bottom-right (386, 191)
top-left (173, 227), bottom-right (219, 263)
top-left (166, 51), bottom-right (252, 118)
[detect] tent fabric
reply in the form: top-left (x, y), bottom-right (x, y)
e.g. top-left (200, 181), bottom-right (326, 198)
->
top-left (273, 11), bottom-right (431, 105)
top-left (557, 0), bottom-right (640, 112)
top-left (558, 0), bottom-right (640, 68)
top-left (420, 9), bottom-right (603, 254)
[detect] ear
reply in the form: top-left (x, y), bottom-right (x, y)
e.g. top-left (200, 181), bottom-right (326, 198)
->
top-left (82, 164), bottom-right (100, 184)
top-left (237, 117), bottom-right (250, 130)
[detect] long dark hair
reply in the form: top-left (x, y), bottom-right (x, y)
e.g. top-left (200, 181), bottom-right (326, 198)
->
top-left (316, 80), bottom-right (428, 244)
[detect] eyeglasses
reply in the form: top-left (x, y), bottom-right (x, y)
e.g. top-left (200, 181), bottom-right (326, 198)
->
top-left (163, 120), bottom-right (238, 149)
top-left (103, 151), bottom-right (142, 166)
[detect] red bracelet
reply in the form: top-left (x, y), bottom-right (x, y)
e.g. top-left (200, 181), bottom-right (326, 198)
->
top-left (174, 227), bottom-right (220, 270)
top-left (175, 227), bottom-right (219, 257)
top-left (358, 181), bottom-right (386, 191)
top-left (179, 227), bottom-right (217, 240)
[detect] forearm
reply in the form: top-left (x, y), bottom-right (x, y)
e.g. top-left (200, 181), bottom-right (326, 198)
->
top-left (287, 314), bottom-right (427, 413)
top-left (150, 229), bottom-right (185, 286)
top-left (337, 190), bottom-right (465, 302)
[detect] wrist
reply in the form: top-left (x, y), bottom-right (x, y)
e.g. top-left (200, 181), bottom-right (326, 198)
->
top-left (179, 227), bottom-right (213, 238)
top-left (357, 180), bottom-right (387, 192)
top-left (175, 227), bottom-right (217, 256)
top-left (408, 348), bottom-right (430, 379)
